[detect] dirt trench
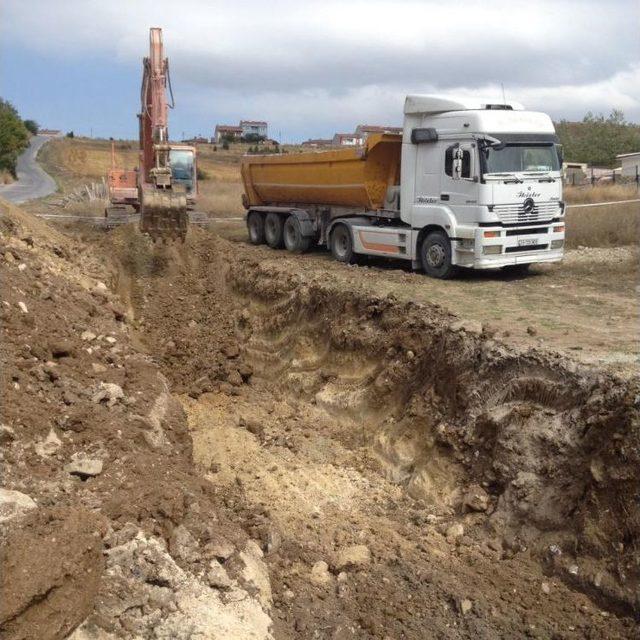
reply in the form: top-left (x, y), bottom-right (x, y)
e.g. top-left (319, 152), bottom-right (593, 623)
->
top-left (107, 225), bottom-right (639, 639)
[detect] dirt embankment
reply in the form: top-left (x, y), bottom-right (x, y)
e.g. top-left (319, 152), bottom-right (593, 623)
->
top-left (104, 225), bottom-right (639, 638)
top-left (0, 202), bottom-right (274, 640)
top-left (2, 207), bottom-right (639, 639)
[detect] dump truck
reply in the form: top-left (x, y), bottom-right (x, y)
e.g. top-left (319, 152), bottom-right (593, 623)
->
top-left (241, 95), bottom-right (565, 278)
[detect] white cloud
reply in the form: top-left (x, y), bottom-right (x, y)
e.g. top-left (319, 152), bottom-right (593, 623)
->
top-left (2, 0), bottom-right (639, 139)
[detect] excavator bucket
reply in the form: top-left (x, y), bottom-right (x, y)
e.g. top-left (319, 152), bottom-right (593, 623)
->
top-left (139, 187), bottom-right (188, 242)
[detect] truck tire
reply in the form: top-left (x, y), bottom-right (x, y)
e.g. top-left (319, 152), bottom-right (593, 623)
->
top-left (330, 224), bottom-right (355, 263)
top-left (265, 213), bottom-right (285, 249)
top-left (420, 230), bottom-right (457, 279)
top-left (247, 211), bottom-right (265, 245)
top-left (283, 216), bottom-right (311, 253)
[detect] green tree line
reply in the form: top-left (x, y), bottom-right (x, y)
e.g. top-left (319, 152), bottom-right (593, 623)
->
top-left (556, 110), bottom-right (640, 167)
top-left (0, 98), bottom-right (39, 176)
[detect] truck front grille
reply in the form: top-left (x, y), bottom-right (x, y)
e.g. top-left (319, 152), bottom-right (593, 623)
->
top-left (493, 202), bottom-right (560, 224)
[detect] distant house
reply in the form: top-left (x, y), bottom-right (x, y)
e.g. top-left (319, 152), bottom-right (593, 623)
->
top-left (240, 120), bottom-right (268, 139)
top-left (301, 138), bottom-right (333, 148)
top-left (355, 124), bottom-right (403, 141)
top-left (39, 129), bottom-right (62, 137)
top-left (332, 133), bottom-right (361, 146)
top-left (617, 152), bottom-right (640, 178)
top-left (214, 125), bottom-right (242, 143)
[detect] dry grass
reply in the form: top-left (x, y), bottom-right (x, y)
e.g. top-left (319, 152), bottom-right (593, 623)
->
top-left (564, 184), bottom-right (639, 248)
top-left (564, 183), bottom-right (639, 204)
top-left (38, 138), bottom-right (138, 192)
top-left (565, 201), bottom-right (639, 248)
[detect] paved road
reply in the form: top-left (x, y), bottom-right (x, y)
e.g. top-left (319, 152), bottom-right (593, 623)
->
top-left (0, 135), bottom-right (58, 204)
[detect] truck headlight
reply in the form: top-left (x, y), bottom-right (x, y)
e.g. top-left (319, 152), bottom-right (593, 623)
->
top-left (482, 246), bottom-right (502, 255)
top-left (551, 240), bottom-right (564, 249)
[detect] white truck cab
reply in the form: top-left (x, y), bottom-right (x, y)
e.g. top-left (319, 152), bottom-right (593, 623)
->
top-left (399, 95), bottom-right (565, 276)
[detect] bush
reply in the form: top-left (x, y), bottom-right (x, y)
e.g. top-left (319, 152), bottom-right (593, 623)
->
top-left (66, 131), bottom-right (75, 138)
top-left (0, 98), bottom-right (29, 177)
top-left (196, 167), bottom-right (208, 180)
top-left (242, 133), bottom-right (266, 143)
top-left (23, 119), bottom-right (39, 135)
top-left (222, 140), bottom-right (229, 150)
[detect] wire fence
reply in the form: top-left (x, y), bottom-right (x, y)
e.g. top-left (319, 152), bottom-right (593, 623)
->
top-left (564, 167), bottom-right (640, 188)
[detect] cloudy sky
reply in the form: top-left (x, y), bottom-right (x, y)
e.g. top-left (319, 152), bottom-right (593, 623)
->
top-left (1, 0), bottom-right (639, 141)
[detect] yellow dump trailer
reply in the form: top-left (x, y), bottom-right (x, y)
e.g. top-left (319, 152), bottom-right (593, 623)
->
top-left (241, 133), bottom-right (402, 210)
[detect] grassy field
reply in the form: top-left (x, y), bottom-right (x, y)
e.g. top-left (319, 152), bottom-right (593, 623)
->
top-left (564, 184), bottom-right (639, 248)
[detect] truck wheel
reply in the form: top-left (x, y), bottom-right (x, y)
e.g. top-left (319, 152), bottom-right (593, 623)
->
top-left (330, 224), bottom-right (355, 263)
top-left (264, 213), bottom-right (285, 249)
top-left (420, 230), bottom-right (457, 279)
top-left (247, 211), bottom-right (265, 245)
top-left (284, 216), bottom-right (311, 253)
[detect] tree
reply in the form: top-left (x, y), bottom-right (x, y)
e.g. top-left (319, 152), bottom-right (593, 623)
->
top-left (242, 133), bottom-right (266, 143)
top-left (23, 119), bottom-right (39, 135)
top-left (66, 131), bottom-right (75, 138)
top-left (0, 98), bottom-right (29, 176)
top-left (556, 111), bottom-right (640, 167)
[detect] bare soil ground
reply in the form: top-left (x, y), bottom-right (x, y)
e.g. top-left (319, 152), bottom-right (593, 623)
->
top-left (2, 139), bottom-right (639, 639)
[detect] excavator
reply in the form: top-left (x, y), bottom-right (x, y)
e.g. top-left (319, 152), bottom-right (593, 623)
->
top-left (106, 27), bottom-right (197, 242)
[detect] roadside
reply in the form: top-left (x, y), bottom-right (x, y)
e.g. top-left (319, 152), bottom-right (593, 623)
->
top-left (0, 135), bottom-right (59, 204)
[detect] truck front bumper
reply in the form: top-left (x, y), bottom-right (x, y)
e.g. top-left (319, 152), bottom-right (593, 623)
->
top-left (452, 224), bottom-right (565, 269)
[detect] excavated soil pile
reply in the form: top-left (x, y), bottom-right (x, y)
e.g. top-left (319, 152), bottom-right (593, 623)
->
top-left (103, 224), bottom-right (639, 638)
top-left (0, 202), bottom-right (274, 640)
top-left (2, 207), bottom-right (639, 639)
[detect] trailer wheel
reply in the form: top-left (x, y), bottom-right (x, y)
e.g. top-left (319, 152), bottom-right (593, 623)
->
top-left (247, 211), bottom-right (266, 245)
top-left (283, 216), bottom-right (311, 253)
top-left (265, 213), bottom-right (285, 249)
top-left (420, 230), bottom-right (457, 279)
top-left (330, 224), bottom-right (355, 263)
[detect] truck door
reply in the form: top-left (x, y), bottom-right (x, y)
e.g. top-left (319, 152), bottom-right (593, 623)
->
top-left (440, 142), bottom-right (477, 215)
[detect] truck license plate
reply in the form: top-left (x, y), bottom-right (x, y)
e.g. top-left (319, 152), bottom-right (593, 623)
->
top-left (518, 238), bottom-right (538, 247)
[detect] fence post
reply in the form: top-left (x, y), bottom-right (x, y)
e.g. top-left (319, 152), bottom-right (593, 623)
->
top-left (591, 167), bottom-right (595, 186)
top-left (636, 165), bottom-right (639, 191)
top-left (612, 169), bottom-right (616, 184)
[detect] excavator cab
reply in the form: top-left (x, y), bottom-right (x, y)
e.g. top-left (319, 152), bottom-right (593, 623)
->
top-left (169, 146), bottom-right (197, 201)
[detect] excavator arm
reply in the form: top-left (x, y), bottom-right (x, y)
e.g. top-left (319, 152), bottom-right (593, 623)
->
top-left (138, 27), bottom-right (190, 242)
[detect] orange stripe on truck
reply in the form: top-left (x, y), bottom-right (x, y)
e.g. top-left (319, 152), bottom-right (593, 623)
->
top-left (357, 231), bottom-right (400, 254)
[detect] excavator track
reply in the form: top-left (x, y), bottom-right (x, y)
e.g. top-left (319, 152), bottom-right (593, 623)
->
top-left (140, 187), bottom-right (188, 242)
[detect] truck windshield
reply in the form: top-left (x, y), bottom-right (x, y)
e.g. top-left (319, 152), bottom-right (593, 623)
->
top-left (483, 144), bottom-right (560, 175)
top-left (169, 149), bottom-right (195, 188)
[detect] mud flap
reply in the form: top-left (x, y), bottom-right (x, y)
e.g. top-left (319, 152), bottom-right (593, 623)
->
top-left (140, 187), bottom-right (188, 242)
